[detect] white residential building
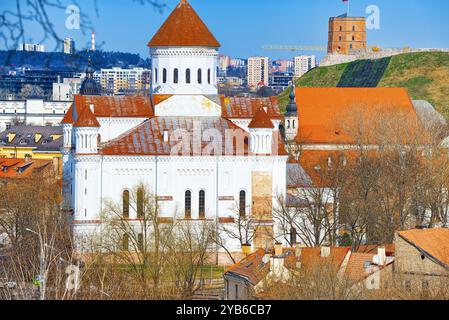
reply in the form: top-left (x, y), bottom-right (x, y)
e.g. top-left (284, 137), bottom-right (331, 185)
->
top-left (53, 78), bottom-right (82, 101)
top-left (0, 99), bottom-right (71, 132)
top-left (247, 57), bottom-right (269, 89)
top-left (100, 67), bottom-right (150, 95)
top-left (294, 55), bottom-right (317, 78)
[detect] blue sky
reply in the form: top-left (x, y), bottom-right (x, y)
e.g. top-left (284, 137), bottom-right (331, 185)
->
top-left (1, 0), bottom-right (448, 60)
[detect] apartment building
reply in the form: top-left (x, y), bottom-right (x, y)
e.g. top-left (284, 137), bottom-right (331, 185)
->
top-left (294, 55), bottom-right (317, 78)
top-left (247, 57), bottom-right (269, 90)
top-left (100, 67), bottom-right (150, 95)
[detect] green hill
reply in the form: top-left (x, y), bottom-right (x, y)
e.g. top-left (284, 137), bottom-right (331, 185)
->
top-left (278, 52), bottom-right (449, 119)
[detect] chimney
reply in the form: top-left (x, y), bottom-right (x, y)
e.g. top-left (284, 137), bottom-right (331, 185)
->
top-left (321, 246), bottom-right (331, 258)
top-left (241, 244), bottom-right (252, 257)
top-left (163, 129), bottom-right (169, 143)
top-left (271, 256), bottom-right (285, 277)
top-left (375, 247), bottom-right (386, 266)
top-left (263, 250), bottom-right (271, 264)
top-left (274, 242), bottom-right (283, 256)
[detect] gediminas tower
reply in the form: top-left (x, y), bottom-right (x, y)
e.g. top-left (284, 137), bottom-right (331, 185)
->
top-left (328, 14), bottom-right (366, 54)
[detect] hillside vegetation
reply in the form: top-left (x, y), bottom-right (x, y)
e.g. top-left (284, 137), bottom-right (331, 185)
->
top-left (278, 52), bottom-right (449, 119)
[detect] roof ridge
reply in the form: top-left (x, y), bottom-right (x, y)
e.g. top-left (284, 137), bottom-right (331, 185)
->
top-left (74, 103), bottom-right (100, 128)
top-left (248, 107), bottom-right (275, 129)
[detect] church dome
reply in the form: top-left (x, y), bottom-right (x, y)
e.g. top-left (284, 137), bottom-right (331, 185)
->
top-left (147, 0), bottom-right (220, 48)
top-left (285, 85), bottom-right (298, 117)
top-left (80, 57), bottom-right (101, 96)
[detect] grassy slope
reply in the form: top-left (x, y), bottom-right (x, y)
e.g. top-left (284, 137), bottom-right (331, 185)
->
top-left (278, 52), bottom-right (449, 119)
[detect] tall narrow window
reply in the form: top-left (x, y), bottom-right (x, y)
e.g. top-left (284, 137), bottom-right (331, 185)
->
top-left (197, 69), bottom-right (202, 84)
top-left (339, 26), bottom-right (342, 31)
top-left (155, 68), bottom-right (158, 83)
top-left (239, 190), bottom-right (246, 218)
top-left (123, 190), bottom-right (130, 219)
top-left (352, 25), bottom-right (356, 31)
top-left (186, 69), bottom-right (191, 84)
top-left (163, 68), bottom-right (167, 84)
top-left (207, 69), bottom-right (211, 84)
top-left (137, 188), bottom-right (144, 219)
top-left (173, 68), bottom-right (179, 84)
top-left (199, 190), bottom-right (206, 219)
top-left (185, 190), bottom-right (192, 219)
top-left (122, 234), bottom-right (129, 251)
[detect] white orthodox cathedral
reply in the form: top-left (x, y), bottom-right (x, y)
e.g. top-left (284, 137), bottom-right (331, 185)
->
top-left (62, 0), bottom-right (296, 256)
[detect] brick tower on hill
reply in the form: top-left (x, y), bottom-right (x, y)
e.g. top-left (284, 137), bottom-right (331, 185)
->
top-left (328, 14), bottom-right (366, 54)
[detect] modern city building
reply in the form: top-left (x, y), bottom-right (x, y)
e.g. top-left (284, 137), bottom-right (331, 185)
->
top-left (63, 38), bottom-right (76, 54)
top-left (53, 77), bottom-right (83, 101)
top-left (100, 67), bottom-right (150, 96)
top-left (17, 43), bottom-right (45, 52)
top-left (294, 55), bottom-right (317, 78)
top-left (247, 57), bottom-right (269, 90)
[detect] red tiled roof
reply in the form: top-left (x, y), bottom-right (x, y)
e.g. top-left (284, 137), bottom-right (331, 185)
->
top-left (398, 228), bottom-right (449, 268)
top-left (221, 96), bottom-right (281, 119)
top-left (147, 0), bottom-right (220, 48)
top-left (61, 95), bottom-right (158, 126)
top-left (0, 158), bottom-right (52, 179)
top-left (224, 248), bottom-right (269, 285)
top-left (73, 104), bottom-right (100, 128)
top-left (296, 87), bottom-right (422, 145)
top-left (248, 108), bottom-right (275, 129)
top-left (300, 247), bottom-right (350, 271)
top-left (344, 252), bottom-right (377, 282)
top-left (101, 116), bottom-right (288, 157)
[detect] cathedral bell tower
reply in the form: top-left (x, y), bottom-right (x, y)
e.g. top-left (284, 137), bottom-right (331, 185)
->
top-left (147, 0), bottom-right (220, 95)
top-left (284, 84), bottom-right (299, 143)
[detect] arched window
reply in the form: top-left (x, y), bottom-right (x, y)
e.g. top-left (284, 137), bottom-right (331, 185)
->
top-left (123, 190), bottom-right (130, 219)
top-left (339, 36), bottom-right (342, 41)
top-left (197, 69), bottom-right (202, 84)
top-left (352, 35), bottom-right (355, 41)
top-left (207, 69), bottom-right (211, 84)
top-left (122, 233), bottom-right (129, 251)
top-left (352, 25), bottom-right (356, 31)
top-left (292, 120), bottom-right (296, 129)
top-left (287, 120), bottom-right (290, 129)
top-left (97, 134), bottom-right (101, 145)
top-left (239, 190), bottom-right (246, 218)
top-left (163, 68), bottom-right (167, 84)
top-left (339, 26), bottom-right (342, 31)
top-left (173, 68), bottom-right (179, 84)
top-left (186, 69), bottom-right (191, 84)
top-left (185, 190), bottom-right (192, 219)
top-left (199, 190), bottom-right (206, 219)
top-left (137, 188), bottom-right (144, 219)
top-left (154, 68), bottom-right (158, 83)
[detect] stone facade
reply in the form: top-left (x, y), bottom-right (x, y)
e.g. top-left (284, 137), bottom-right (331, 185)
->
top-left (328, 16), bottom-right (366, 55)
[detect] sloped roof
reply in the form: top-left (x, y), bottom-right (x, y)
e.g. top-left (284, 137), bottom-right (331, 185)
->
top-left (101, 116), bottom-right (288, 157)
top-left (224, 248), bottom-right (270, 285)
top-left (147, 0), bottom-right (220, 48)
top-left (296, 87), bottom-right (423, 145)
top-left (0, 158), bottom-right (52, 179)
top-left (73, 104), bottom-right (100, 128)
top-left (248, 108), bottom-right (275, 129)
top-left (62, 95), bottom-right (156, 125)
top-left (398, 228), bottom-right (449, 269)
top-left (0, 125), bottom-right (63, 152)
top-left (221, 96), bottom-right (281, 120)
top-left (300, 247), bottom-right (350, 271)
